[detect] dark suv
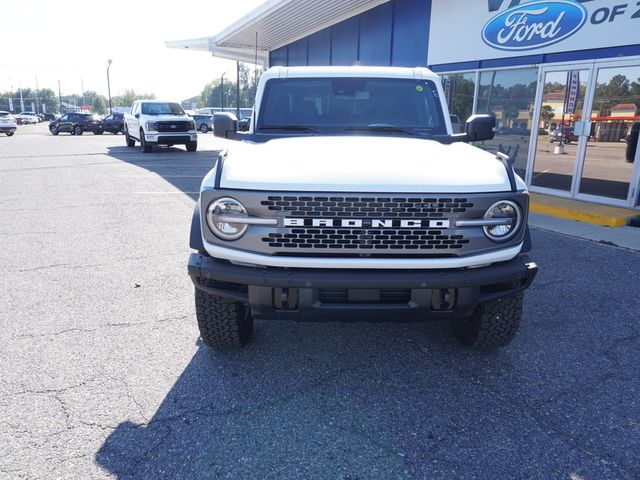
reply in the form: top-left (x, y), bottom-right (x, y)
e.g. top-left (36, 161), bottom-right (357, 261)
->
top-left (101, 113), bottom-right (124, 134)
top-left (49, 113), bottom-right (103, 135)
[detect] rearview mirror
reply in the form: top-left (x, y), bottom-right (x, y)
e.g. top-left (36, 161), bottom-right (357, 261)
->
top-left (214, 112), bottom-right (238, 139)
top-left (465, 114), bottom-right (496, 142)
top-left (134, 113), bottom-right (140, 119)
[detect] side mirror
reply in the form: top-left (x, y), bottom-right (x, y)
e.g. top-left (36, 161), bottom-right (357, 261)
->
top-left (134, 113), bottom-right (140, 119)
top-left (214, 112), bottom-right (238, 139)
top-left (465, 114), bottom-right (496, 142)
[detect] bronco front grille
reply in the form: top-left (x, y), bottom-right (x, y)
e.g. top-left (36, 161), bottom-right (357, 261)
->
top-left (260, 196), bottom-right (473, 218)
top-left (262, 228), bottom-right (470, 251)
top-left (157, 121), bottom-right (191, 132)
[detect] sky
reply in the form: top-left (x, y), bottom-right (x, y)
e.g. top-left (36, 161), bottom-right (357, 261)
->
top-left (0, 0), bottom-right (266, 101)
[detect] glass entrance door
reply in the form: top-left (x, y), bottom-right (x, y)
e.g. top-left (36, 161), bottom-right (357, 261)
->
top-left (529, 67), bottom-right (592, 193)
top-left (577, 63), bottom-right (640, 206)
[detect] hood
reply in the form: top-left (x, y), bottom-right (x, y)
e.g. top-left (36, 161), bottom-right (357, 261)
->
top-left (220, 136), bottom-right (519, 193)
top-left (147, 115), bottom-right (192, 122)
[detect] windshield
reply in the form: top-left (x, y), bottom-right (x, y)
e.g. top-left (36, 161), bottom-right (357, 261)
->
top-left (141, 102), bottom-right (185, 116)
top-left (257, 77), bottom-right (447, 136)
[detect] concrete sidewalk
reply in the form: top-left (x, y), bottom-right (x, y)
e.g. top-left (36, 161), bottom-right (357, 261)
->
top-left (529, 212), bottom-right (640, 251)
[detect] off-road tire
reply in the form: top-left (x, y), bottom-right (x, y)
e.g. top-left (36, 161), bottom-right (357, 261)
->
top-left (454, 292), bottom-right (523, 348)
top-left (125, 128), bottom-right (135, 147)
top-left (186, 141), bottom-right (197, 152)
top-left (140, 130), bottom-right (152, 153)
top-left (195, 289), bottom-right (253, 348)
top-left (73, 125), bottom-right (83, 136)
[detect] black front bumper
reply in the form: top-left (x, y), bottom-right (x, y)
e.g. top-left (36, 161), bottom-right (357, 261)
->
top-left (188, 253), bottom-right (537, 321)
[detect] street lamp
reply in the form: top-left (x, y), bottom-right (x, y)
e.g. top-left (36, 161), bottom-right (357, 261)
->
top-left (220, 71), bottom-right (227, 110)
top-left (107, 59), bottom-right (113, 115)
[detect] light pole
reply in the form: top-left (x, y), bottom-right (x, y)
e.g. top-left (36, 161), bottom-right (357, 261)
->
top-left (220, 72), bottom-right (226, 110)
top-left (107, 59), bottom-right (113, 115)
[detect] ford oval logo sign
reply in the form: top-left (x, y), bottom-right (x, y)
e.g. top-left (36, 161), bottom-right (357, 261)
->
top-left (482, 0), bottom-right (587, 51)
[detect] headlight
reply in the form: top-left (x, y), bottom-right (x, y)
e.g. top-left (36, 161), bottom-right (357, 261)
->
top-left (482, 200), bottom-right (522, 242)
top-left (206, 197), bottom-right (248, 240)
top-left (146, 122), bottom-right (157, 131)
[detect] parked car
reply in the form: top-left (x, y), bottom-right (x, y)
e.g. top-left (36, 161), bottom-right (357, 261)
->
top-left (42, 113), bottom-right (57, 121)
top-left (549, 126), bottom-right (578, 144)
top-left (193, 114), bottom-right (213, 133)
top-left (238, 117), bottom-right (251, 132)
top-left (14, 112), bottom-right (39, 125)
top-left (0, 111), bottom-right (17, 136)
top-left (49, 112), bottom-right (104, 135)
top-left (101, 113), bottom-right (125, 134)
top-left (626, 122), bottom-right (639, 163)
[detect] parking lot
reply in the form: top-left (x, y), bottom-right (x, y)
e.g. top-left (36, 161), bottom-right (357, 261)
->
top-left (1, 124), bottom-right (640, 479)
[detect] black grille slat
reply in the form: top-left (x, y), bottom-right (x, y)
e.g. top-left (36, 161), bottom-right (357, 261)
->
top-left (157, 121), bottom-right (191, 132)
top-left (262, 228), bottom-right (467, 250)
top-left (261, 196), bottom-right (473, 218)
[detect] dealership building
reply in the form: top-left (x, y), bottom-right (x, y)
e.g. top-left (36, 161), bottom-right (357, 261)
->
top-left (169, 0), bottom-right (640, 211)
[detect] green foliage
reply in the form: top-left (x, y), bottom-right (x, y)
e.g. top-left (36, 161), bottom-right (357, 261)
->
top-left (112, 90), bottom-right (156, 108)
top-left (92, 95), bottom-right (107, 115)
top-left (199, 63), bottom-right (263, 109)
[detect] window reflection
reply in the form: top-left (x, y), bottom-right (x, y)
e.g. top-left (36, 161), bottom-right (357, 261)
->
top-left (476, 68), bottom-right (538, 178)
top-left (441, 72), bottom-right (475, 133)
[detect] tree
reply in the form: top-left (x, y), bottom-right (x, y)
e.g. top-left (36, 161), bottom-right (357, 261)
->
top-left (92, 95), bottom-right (107, 114)
top-left (540, 105), bottom-right (555, 126)
top-left (199, 63), bottom-right (263, 109)
top-left (112, 90), bottom-right (156, 108)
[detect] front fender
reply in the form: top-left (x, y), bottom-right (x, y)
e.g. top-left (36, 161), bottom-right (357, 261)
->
top-left (189, 199), bottom-right (205, 252)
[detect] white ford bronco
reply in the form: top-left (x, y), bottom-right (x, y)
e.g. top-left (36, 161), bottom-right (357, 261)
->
top-left (124, 100), bottom-right (197, 152)
top-left (188, 66), bottom-right (537, 349)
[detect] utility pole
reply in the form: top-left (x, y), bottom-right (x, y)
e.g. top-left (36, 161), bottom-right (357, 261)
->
top-left (236, 61), bottom-right (241, 119)
top-left (81, 75), bottom-right (85, 107)
top-left (107, 59), bottom-right (113, 115)
top-left (35, 76), bottom-right (40, 114)
top-left (58, 80), bottom-right (63, 113)
top-left (220, 72), bottom-right (226, 110)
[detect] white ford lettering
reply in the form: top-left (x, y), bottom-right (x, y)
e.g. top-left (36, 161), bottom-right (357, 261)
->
top-left (400, 220), bottom-right (422, 228)
top-left (312, 219), bottom-right (333, 227)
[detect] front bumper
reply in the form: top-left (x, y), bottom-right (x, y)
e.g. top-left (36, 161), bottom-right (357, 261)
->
top-left (144, 132), bottom-right (197, 144)
top-left (188, 253), bottom-right (537, 321)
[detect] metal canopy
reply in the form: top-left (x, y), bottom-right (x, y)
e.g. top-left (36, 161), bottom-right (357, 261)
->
top-left (166, 0), bottom-right (390, 64)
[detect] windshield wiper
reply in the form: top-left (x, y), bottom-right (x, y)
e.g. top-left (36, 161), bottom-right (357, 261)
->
top-left (259, 125), bottom-right (322, 134)
top-left (344, 124), bottom-right (419, 136)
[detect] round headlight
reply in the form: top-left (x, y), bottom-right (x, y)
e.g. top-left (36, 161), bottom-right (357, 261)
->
top-left (482, 200), bottom-right (522, 242)
top-left (206, 197), bottom-right (248, 240)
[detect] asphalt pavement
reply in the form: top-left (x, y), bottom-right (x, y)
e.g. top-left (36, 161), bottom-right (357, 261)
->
top-left (1, 124), bottom-right (639, 479)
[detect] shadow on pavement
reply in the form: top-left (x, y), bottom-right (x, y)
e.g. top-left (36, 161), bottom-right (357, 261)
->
top-left (106, 145), bottom-right (219, 201)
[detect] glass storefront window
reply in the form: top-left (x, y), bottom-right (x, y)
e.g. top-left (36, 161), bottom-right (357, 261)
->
top-left (476, 68), bottom-right (538, 178)
top-left (441, 72), bottom-right (475, 133)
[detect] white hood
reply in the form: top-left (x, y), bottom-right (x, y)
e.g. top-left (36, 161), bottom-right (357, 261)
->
top-left (219, 136), bottom-right (520, 193)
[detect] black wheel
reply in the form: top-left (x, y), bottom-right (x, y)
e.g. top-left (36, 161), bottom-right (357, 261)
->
top-left (453, 293), bottom-right (523, 348)
top-left (140, 130), bottom-right (152, 153)
top-left (125, 127), bottom-right (135, 147)
top-left (195, 289), bottom-right (253, 348)
top-left (6, 131), bottom-right (14, 137)
top-left (73, 125), bottom-right (83, 136)
top-left (49, 126), bottom-right (58, 136)
top-left (119, 125), bottom-right (125, 134)
top-left (186, 141), bottom-right (197, 152)
top-left (200, 124), bottom-right (208, 133)
top-left (94, 129), bottom-right (103, 135)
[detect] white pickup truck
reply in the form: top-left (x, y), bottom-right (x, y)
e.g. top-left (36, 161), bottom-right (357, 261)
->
top-left (188, 66), bottom-right (537, 350)
top-left (123, 100), bottom-right (197, 153)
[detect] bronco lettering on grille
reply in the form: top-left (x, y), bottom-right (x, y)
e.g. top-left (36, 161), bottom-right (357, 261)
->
top-left (284, 218), bottom-right (451, 229)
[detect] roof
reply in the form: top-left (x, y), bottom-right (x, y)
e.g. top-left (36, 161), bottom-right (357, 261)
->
top-left (543, 92), bottom-right (565, 101)
top-left (263, 65), bottom-right (439, 81)
top-left (611, 103), bottom-right (638, 110)
top-left (165, 0), bottom-right (390, 64)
